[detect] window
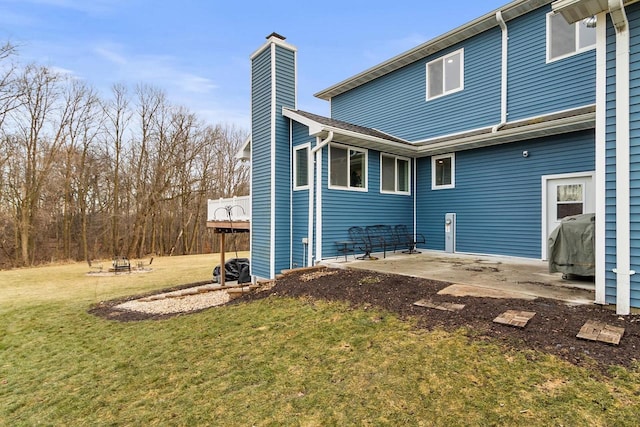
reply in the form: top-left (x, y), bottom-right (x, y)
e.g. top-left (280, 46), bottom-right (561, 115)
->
top-left (381, 154), bottom-right (410, 194)
top-left (547, 12), bottom-right (596, 62)
top-left (426, 49), bottom-right (464, 100)
top-left (432, 153), bottom-right (455, 190)
top-left (556, 183), bottom-right (583, 219)
top-left (293, 145), bottom-right (309, 190)
top-left (329, 143), bottom-right (367, 191)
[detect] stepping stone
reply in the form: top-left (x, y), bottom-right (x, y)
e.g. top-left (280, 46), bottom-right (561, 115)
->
top-left (576, 320), bottom-right (625, 345)
top-left (493, 310), bottom-right (536, 328)
top-left (413, 299), bottom-right (465, 312)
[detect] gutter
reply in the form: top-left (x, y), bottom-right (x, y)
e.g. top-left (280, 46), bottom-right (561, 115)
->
top-left (492, 10), bottom-right (509, 133)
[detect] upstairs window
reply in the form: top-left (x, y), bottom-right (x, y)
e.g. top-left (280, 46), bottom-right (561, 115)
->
top-left (432, 153), bottom-right (455, 190)
top-left (329, 143), bottom-right (367, 191)
top-left (381, 154), bottom-right (410, 194)
top-left (293, 144), bottom-right (309, 190)
top-left (547, 12), bottom-right (596, 62)
top-left (426, 49), bottom-right (464, 100)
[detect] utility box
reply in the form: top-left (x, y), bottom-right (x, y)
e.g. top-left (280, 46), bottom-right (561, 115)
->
top-left (445, 213), bottom-right (456, 253)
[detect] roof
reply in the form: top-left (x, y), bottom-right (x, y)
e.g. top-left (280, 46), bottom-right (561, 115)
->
top-left (283, 105), bottom-right (595, 157)
top-left (314, 0), bottom-right (553, 101)
top-left (283, 108), bottom-right (416, 157)
top-left (288, 110), bottom-right (410, 144)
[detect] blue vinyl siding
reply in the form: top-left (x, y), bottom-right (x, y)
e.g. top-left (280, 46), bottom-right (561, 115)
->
top-left (507, 6), bottom-right (596, 121)
top-left (274, 45), bottom-right (295, 274)
top-left (251, 47), bottom-right (272, 279)
top-left (628, 4), bottom-right (640, 308)
top-left (330, 28), bottom-right (502, 141)
top-left (417, 131), bottom-right (595, 258)
top-left (605, 3), bottom-right (640, 308)
top-left (292, 122), bottom-right (312, 268)
top-left (320, 145), bottom-right (414, 258)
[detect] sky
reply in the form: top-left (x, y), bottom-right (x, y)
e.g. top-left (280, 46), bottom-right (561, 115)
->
top-left (0, 0), bottom-right (509, 130)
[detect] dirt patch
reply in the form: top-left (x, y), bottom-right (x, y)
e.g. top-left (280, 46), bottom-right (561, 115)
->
top-left (90, 268), bottom-right (640, 370)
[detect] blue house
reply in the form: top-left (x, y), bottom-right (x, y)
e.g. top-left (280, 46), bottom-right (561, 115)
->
top-left (244, 0), bottom-right (640, 314)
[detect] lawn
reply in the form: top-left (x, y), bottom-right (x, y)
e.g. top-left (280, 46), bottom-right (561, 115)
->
top-left (1, 254), bottom-right (640, 425)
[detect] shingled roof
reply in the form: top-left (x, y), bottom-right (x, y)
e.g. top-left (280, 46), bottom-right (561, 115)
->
top-left (288, 109), bottom-right (410, 145)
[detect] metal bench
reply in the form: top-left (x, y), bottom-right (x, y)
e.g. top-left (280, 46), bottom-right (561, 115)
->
top-left (348, 225), bottom-right (398, 259)
top-left (394, 224), bottom-right (426, 254)
top-left (111, 256), bottom-right (131, 273)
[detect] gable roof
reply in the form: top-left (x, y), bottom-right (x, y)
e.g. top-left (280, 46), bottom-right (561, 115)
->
top-left (314, 0), bottom-right (553, 101)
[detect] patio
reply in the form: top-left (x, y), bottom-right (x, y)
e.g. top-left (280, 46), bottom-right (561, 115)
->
top-left (324, 250), bottom-right (596, 306)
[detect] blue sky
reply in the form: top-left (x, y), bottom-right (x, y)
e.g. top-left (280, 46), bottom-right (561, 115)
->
top-left (0, 0), bottom-right (508, 130)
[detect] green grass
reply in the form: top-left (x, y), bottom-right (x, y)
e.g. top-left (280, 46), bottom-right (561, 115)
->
top-left (2, 255), bottom-right (640, 425)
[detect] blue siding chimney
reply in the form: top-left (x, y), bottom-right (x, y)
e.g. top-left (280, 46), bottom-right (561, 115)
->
top-left (250, 33), bottom-right (296, 279)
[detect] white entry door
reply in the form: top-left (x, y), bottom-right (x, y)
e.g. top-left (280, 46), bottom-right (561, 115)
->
top-left (542, 173), bottom-right (594, 260)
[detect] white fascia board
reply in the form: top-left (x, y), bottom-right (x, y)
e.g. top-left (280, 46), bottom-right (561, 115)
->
top-left (552, 0), bottom-right (640, 23)
top-left (250, 35), bottom-right (298, 60)
top-left (282, 108), bottom-right (324, 134)
top-left (415, 111), bottom-right (595, 157)
top-left (282, 107), bottom-right (415, 155)
top-left (315, 0), bottom-right (552, 100)
top-left (236, 134), bottom-right (251, 160)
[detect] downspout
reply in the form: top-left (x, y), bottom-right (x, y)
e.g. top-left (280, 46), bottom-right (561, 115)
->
top-left (492, 10), bottom-right (508, 133)
top-left (609, 0), bottom-right (633, 315)
top-left (312, 130), bottom-right (334, 265)
top-left (594, 11), bottom-right (607, 305)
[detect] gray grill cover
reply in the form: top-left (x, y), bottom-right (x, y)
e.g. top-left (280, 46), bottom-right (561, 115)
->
top-left (548, 213), bottom-right (595, 276)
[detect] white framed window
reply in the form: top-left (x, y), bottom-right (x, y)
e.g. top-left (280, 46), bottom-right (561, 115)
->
top-left (426, 48), bottom-right (464, 100)
top-left (381, 154), bottom-right (411, 194)
top-left (293, 144), bottom-right (310, 190)
top-left (432, 153), bottom-right (455, 190)
top-left (547, 12), bottom-right (596, 62)
top-left (329, 143), bottom-right (367, 191)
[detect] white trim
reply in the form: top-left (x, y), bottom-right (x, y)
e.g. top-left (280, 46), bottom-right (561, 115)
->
top-left (315, 138), bottom-right (323, 264)
top-left (546, 11), bottom-right (596, 63)
top-left (413, 157), bottom-right (418, 244)
top-left (431, 153), bottom-right (455, 190)
top-left (594, 11), bottom-right (607, 305)
top-left (380, 153), bottom-right (412, 195)
top-left (315, 0), bottom-right (546, 100)
top-left (307, 138), bottom-right (315, 267)
top-left (293, 143), bottom-right (311, 190)
top-left (289, 120), bottom-right (293, 268)
top-left (327, 142), bottom-right (368, 192)
top-left (613, 0), bottom-right (631, 315)
top-left (426, 48), bottom-right (464, 101)
top-left (412, 104), bottom-right (596, 144)
top-left (541, 171), bottom-right (595, 260)
top-left (497, 11), bottom-right (508, 126)
top-left (250, 34), bottom-right (298, 60)
top-left (269, 43), bottom-right (277, 279)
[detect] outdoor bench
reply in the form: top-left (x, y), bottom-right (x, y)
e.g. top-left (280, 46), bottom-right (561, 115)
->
top-left (346, 225), bottom-right (426, 260)
top-left (110, 256), bottom-right (131, 273)
top-left (394, 224), bottom-right (426, 254)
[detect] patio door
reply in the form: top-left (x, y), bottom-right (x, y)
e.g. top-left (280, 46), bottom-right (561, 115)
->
top-left (542, 173), bottom-right (594, 260)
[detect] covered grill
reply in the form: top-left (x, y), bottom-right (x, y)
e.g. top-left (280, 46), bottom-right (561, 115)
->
top-left (548, 213), bottom-right (595, 277)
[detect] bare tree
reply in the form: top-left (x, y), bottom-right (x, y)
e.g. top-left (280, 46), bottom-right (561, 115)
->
top-left (102, 83), bottom-right (131, 256)
top-left (59, 81), bottom-right (101, 261)
top-left (6, 65), bottom-right (71, 265)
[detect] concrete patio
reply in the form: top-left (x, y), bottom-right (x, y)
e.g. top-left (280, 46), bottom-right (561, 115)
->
top-left (323, 250), bottom-right (596, 306)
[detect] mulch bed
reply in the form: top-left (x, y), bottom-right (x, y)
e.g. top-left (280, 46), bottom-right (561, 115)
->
top-left (90, 267), bottom-right (640, 371)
